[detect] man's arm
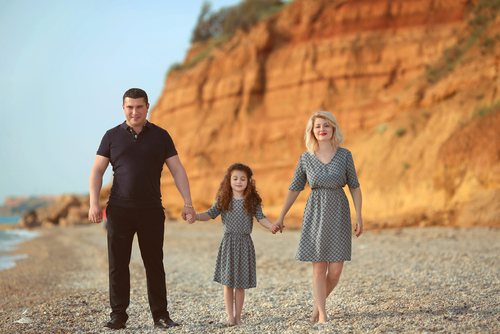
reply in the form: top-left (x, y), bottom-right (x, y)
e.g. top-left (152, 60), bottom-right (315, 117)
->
top-left (165, 155), bottom-right (196, 223)
top-left (88, 155), bottom-right (110, 223)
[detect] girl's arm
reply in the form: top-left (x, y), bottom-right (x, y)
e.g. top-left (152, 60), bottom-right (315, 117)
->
top-left (349, 186), bottom-right (363, 237)
top-left (257, 217), bottom-right (278, 234)
top-left (274, 190), bottom-right (301, 233)
top-left (186, 212), bottom-right (212, 223)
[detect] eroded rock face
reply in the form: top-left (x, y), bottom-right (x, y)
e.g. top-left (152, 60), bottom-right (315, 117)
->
top-left (20, 195), bottom-right (92, 227)
top-left (150, 0), bottom-right (500, 228)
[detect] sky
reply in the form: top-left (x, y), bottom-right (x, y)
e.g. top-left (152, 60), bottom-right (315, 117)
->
top-left (0, 0), bottom-right (246, 206)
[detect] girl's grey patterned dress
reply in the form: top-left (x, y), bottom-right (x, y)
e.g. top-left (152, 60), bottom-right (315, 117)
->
top-left (289, 147), bottom-right (360, 262)
top-left (206, 198), bottom-right (266, 289)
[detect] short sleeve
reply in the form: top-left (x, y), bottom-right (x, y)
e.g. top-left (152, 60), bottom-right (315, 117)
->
top-left (96, 132), bottom-right (110, 158)
top-left (288, 155), bottom-right (307, 191)
top-left (163, 131), bottom-right (177, 160)
top-left (346, 151), bottom-right (360, 188)
top-left (254, 204), bottom-right (266, 221)
top-left (205, 200), bottom-right (221, 219)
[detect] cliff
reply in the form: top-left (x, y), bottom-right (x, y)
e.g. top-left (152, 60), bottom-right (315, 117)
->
top-left (150, 0), bottom-right (500, 228)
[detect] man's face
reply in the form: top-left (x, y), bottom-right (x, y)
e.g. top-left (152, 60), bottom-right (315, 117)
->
top-left (123, 97), bottom-right (149, 128)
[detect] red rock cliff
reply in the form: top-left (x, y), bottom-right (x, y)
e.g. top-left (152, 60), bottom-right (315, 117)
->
top-left (150, 0), bottom-right (500, 228)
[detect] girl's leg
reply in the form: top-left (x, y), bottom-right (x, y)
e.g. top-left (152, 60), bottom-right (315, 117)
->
top-left (234, 289), bottom-right (245, 325)
top-left (312, 262), bottom-right (328, 323)
top-left (311, 261), bottom-right (344, 323)
top-left (223, 286), bottom-right (235, 326)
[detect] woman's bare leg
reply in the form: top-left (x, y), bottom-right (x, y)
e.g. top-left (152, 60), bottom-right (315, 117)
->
top-left (311, 261), bottom-right (344, 323)
top-left (234, 289), bottom-right (245, 325)
top-left (312, 262), bottom-right (328, 323)
top-left (223, 286), bottom-right (235, 326)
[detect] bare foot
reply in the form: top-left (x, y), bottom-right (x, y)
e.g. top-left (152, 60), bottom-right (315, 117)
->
top-left (235, 317), bottom-right (243, 325)
top-left (311, 302), bottom-right (319, 323)
top-left (318, 315), bottom-right (328, 324)
top-left (225, 317), bottom-right (235, 326)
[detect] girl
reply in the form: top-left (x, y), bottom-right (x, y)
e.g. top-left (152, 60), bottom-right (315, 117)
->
top-left (274, 111), bottom-right (363, 324)
top-left (189, 163), bottom-right (276, 326)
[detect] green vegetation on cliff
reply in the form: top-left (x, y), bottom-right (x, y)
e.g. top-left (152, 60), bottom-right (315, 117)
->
top-left (169, 0), bottom-right (290, 72)
top-left (427, 0), bottom-right (500, 83)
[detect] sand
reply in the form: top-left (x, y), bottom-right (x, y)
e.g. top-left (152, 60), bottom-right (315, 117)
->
top-left (0, 222), bottom-right (499, 333)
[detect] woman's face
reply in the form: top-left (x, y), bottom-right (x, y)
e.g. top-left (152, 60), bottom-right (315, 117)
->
top-left (230, 170), bottom-right (248, 196)
top-left (313, 117), bottom-right (334, 142)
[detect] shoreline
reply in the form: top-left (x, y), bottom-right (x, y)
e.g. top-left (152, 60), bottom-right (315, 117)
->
top-left (0, 224), bottom-right (21, 230)
top-left (0, 223), bottom-right (498, 333)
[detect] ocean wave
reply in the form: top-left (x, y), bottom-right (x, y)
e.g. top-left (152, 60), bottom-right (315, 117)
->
top-left (0, 229), bottom-right (40, 252)
top-left (0, 254), bottom-right (28, 271)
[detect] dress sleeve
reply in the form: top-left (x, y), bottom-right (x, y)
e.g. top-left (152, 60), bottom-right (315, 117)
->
top-left (254, 204), bottom-right (266, 221)
top-left (205, 200), bottom-right (221, 219)
top-left (288, 155), bottom-right (307, 191)
top-left (346, 150), bottom-right (360, 188)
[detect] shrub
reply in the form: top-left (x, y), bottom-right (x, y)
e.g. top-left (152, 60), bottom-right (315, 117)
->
top-left (191, 0), bottom-right (287, 44)
top-left (472, 100), bottom-right (500, 119)
top-left (377, 123), bottom-right (387, 134)
top-left (395, 127), bottom-right (407, 137)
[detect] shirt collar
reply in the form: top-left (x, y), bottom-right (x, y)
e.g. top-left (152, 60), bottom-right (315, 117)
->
top-left (120, 120), bottom-right (152, 131)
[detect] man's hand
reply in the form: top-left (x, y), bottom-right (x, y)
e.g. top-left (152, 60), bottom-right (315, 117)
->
top-left (88, 205), bottom-right (103, 223)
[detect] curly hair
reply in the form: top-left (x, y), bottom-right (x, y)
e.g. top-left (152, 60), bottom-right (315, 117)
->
top-left (215, 163), bottom-right (263, 216)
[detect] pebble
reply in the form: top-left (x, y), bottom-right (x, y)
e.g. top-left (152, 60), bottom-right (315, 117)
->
top-left (0, 223), bottom-right (499, 333)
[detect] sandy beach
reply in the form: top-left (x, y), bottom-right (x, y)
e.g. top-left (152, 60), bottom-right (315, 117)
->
top-left (0, 222), bottom-right (499, 333)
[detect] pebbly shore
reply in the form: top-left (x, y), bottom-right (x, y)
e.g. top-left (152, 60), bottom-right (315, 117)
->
top-left (0, 222), bottom-right (499, 333)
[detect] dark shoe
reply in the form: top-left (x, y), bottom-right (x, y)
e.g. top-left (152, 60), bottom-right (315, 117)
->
top-left (154, 317), bottom-right (181, 328)
top-left (104, 317), bottom-right (126, 329)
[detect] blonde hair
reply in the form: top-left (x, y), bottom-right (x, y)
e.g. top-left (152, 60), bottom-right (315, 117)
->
top-left (304, 111), bottom-right (344, 154)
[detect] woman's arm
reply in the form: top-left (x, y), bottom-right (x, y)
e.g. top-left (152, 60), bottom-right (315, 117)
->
top-left (349, 186), bottom-right (363, 237)
top-left (274, 190), bottom-right (301, 233)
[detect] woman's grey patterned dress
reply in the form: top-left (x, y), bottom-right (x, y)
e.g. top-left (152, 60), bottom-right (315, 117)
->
top-left (206, 198), bottom-right (266, 289)
top-left (289, 147), bottom-right (360, 262)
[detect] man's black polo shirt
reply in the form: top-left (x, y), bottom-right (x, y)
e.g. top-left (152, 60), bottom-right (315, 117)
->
top-left (96, 121), bottom-right (177, 209)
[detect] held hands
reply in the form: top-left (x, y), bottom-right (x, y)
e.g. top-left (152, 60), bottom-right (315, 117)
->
top-left (272, 219), bottom-right (285, 233)
top-left (270, 224), bottom-right (280, 234)
top-left (182, 205), bottom-right (197, 224)
top-left (185, 214), bottom-right (195, 224)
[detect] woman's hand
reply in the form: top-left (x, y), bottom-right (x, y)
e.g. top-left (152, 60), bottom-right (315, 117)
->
top-left (354, 216), bottom-right (363, 237)
top-left (270, 224), bottom-right (280, 234)
top-left (273, 218), bottom-right (285, 233)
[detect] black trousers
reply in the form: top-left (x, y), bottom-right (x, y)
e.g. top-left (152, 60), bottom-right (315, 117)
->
top-left (106, 205), bottom-right (169, 322)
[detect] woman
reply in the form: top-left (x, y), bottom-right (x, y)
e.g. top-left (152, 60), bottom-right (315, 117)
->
top-left (274, 111), bottom-right (363, 324)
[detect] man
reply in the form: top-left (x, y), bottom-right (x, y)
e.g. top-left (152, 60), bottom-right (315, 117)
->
top-left (88, 88), bottom-right (196, 330)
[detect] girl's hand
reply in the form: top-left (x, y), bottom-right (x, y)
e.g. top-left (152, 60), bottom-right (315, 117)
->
top-left (186, 213), bottom-right (196, 224)
top-left (354, 216), bottom-right (363, 237)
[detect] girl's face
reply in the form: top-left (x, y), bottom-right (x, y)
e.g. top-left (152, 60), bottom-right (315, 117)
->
top-left (313, 117), bottom-right (334, 142)
top-left (230, 170), bottom-right (248, 197)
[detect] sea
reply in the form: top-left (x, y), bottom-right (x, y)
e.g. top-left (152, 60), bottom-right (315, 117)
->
top-left (0, 216), bottom-right (39, 271)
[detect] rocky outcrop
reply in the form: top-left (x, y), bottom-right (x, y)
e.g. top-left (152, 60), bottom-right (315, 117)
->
top-left (150, 0), bottom-right (500, 228)
top-left (19, 195), bottom-right (92, 228)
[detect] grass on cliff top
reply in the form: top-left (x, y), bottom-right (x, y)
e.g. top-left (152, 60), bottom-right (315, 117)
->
top-left (169, 0), bottom-right (291, 73)
top-left (427, 0), bottom-right (500, 84)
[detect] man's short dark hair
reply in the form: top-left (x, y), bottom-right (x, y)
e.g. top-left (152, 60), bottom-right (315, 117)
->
top-left (123, 88), bottom-right (148, 104)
